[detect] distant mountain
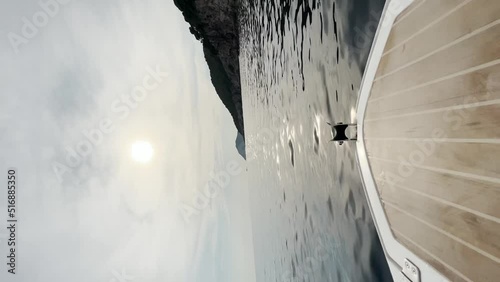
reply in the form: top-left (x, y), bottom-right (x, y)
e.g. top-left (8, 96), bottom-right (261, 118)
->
top-left (235, 132), bottom-right (246, 159)
top-left (173, 0), bottom-right (244, 137)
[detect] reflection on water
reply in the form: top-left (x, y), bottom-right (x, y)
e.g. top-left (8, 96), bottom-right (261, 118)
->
top-left (240, 0), bottom-right (391, 281)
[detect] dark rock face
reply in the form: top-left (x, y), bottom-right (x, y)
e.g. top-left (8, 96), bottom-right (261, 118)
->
top-left (174, 0), bottom-right (244, 137)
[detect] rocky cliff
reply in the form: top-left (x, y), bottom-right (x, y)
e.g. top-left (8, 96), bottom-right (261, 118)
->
top-left (173, 0), bottom-right (244, 137)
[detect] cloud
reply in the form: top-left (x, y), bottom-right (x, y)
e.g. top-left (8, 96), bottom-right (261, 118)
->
top-left (0, 0), bottom-right (253, 281)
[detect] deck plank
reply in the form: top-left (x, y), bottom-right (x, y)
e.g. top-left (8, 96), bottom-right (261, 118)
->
top-left (366, 63), bottom-right (500, 119)
top-left (365, 140), bottom-right (500, 180)
top-left (378, 0), bottom-right (500, 77)
top-left (372, 21), bottom-right (500, 98)
top-left (385, 205), bottom-right (500, 282)
top-left (364, 103), bottom-right (500, 139)
top-left (391, 0), bottom-right (425, 28)
top-left (368, 159), bottom-right (500, 219)
top-left (383, 0), bottom-right (466, 53)
top-left (379, 182), bottom-right (500, 259)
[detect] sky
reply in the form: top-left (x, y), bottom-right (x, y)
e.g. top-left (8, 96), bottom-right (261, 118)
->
top-left (0, 0), bottom-right (255, 281)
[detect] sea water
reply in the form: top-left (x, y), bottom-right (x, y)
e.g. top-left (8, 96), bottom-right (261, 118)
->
top-left (239, 0), bottom-right (392, 281)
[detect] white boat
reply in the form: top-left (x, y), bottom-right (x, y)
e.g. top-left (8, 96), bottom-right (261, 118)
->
top-left (355, 0), bottom-right (500, 281)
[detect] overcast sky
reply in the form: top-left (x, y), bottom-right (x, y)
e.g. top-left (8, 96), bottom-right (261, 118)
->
top-left (0, 0), bottom-right (255, 281)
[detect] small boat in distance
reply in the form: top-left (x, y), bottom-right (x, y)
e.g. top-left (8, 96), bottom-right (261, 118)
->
top-left (355, 0), bottom-right (500, 281)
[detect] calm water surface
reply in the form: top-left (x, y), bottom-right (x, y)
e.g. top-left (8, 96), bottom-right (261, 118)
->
top-left (239, 0), bottom-right (391, 281)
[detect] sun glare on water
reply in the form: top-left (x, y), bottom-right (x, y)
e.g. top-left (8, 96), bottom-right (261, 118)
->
top-left (131, 141), bottom-right (154, 163)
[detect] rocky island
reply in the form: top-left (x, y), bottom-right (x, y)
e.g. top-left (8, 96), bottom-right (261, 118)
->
top-left (173, 0), bottom-right (244, 139)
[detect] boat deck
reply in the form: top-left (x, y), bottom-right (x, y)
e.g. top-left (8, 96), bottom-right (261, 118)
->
top-left (363, 0), bottom-right (500, 281)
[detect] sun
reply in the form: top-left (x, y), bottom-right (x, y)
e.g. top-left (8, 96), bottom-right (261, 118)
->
top-left (130, 141), bottom-right (154, 163)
